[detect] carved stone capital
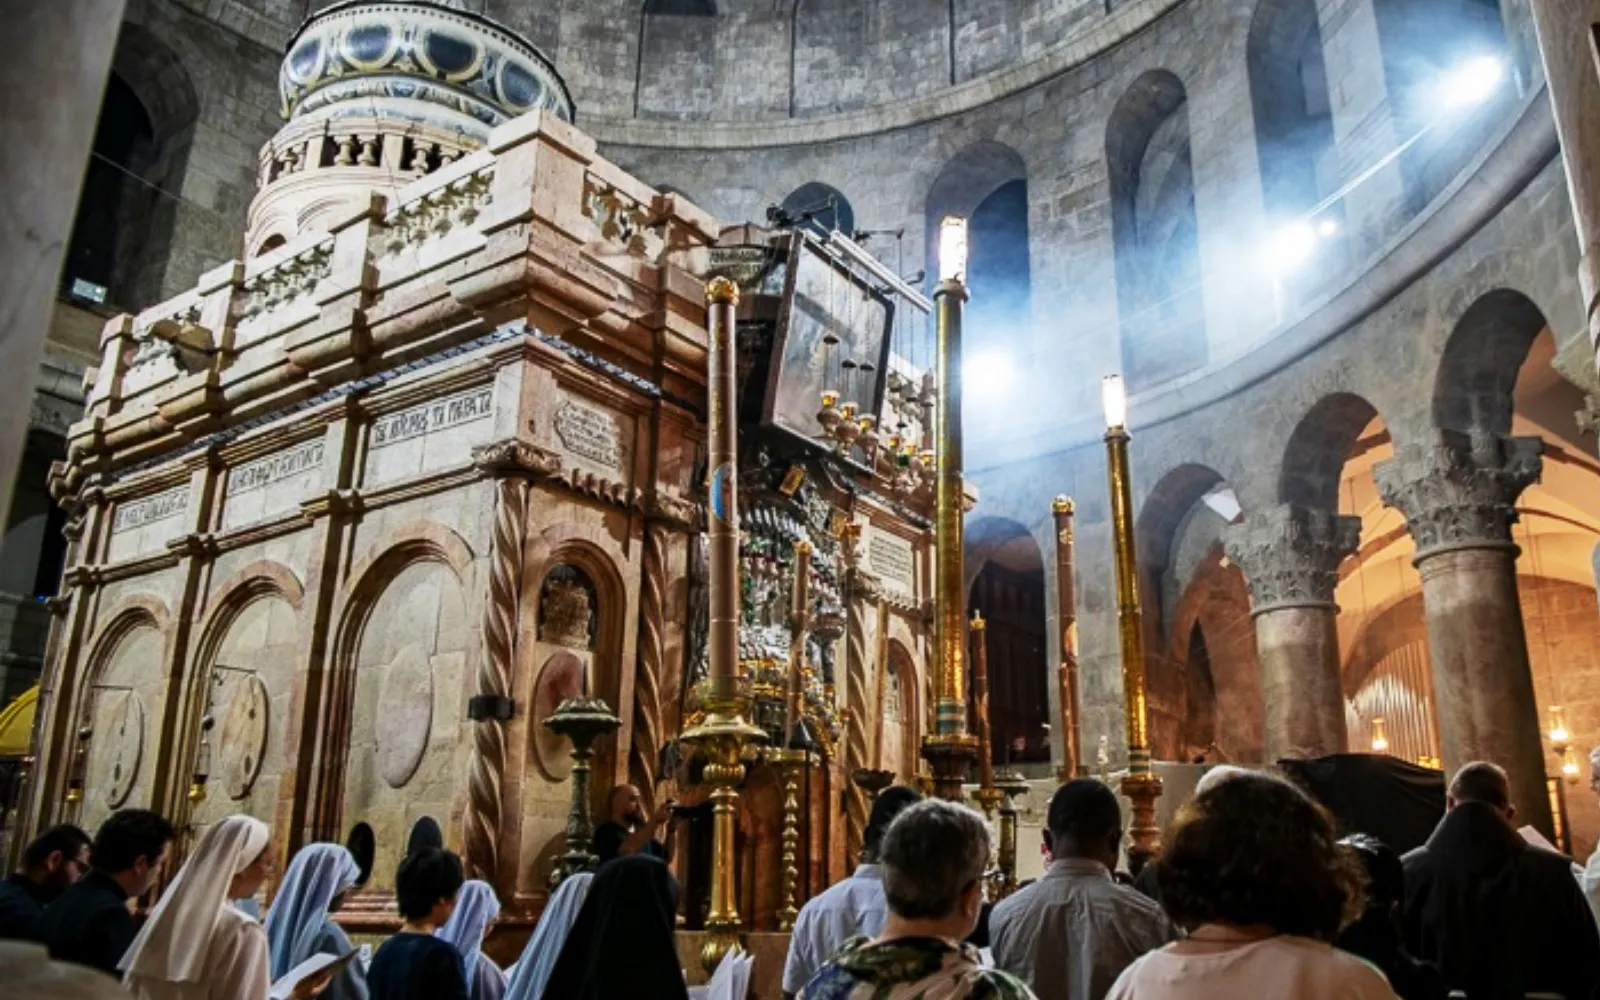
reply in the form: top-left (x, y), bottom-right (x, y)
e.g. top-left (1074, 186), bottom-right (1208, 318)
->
top-left (845, 565), bottom-right (883, 603)
top-left (645, 490), bottom-right (699, 531)
top-left (1221, 505), bottom-right (1359, 612)
top-left (1374, 435), bottom-right (1542, 558)
top-left (472, 438), bottom-right (563, 479)
top-left (164, 533), bottom-right (218, 559)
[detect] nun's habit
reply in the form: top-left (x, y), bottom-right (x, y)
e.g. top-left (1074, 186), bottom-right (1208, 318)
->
top-left (265, 844), bottom-right (368, 1000)
top-left (120, 815), bottom-right (273, 1000)
top-left (538, 856), bottom-right (687, 1000)
top-left (435, 881), bottom-right (504, 1000)
top-left (502, 873), bottom-right (590, 1000)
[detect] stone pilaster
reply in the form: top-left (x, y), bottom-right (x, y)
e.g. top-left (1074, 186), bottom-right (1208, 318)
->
top-left (1223, 505), bottom-right (1360, 760)
top-left (1374, 435), bottom-right (1554, 835)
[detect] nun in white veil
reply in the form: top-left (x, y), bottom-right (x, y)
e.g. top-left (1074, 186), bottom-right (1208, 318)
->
top-left (120, 815), bottom-right (324, 1000)
top-left (501, 872), bottom-right (591, 1000)
top-left (265, 844), bottom-right (368, 1000)
top-left (435, 880), bottom-right (504, 1000)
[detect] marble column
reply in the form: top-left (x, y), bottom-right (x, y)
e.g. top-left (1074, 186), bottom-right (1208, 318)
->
top-left (0, 2), bottom-right (125, 527)
top-left (1223, 504), bottom-right (1360, 762)
top-left (1375, 435), bottom-right (1555, 834)
top-left (1527, 1), bottom-right (1600, 372)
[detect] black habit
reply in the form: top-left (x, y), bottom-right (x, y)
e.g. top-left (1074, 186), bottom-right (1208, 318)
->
top-left (34, 869), bottom-right (135, 976)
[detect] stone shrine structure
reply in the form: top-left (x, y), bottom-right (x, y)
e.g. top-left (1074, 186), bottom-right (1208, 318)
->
top-left (19, 2), bottom-right (940, 936)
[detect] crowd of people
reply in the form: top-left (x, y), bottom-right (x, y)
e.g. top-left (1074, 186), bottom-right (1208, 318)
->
top-left (2, 753), bottom-right (1599, 1000)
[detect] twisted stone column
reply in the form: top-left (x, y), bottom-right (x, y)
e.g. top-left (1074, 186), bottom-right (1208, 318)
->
top-left (1223, 505), bottom-right (1359, 761)
top-left (629, 523), bottom-right (669, 809)
top-left (842, 558), bottom-right (882, 865)
top-left (464, 442), bottom-right (547, 884)
top-left (1375, 435), bottom-right (1553, 833)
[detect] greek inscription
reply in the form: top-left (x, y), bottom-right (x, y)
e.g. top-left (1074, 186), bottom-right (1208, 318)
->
top-left (228, 440), bottom-right (325, 495)
top-left (868, 530), bottom-right (915, 594)
top-left (554, 400), bottom-right (624, 470)
top-left (370, 387), bottom-right (494, 449)
top-left (113, 488), bottom-right (189, 534)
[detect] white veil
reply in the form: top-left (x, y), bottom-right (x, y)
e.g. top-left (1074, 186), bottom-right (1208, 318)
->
top-left (501, 873), bottom-right (592, 1000)
top-left (120, 815), bottom-right (271, 984)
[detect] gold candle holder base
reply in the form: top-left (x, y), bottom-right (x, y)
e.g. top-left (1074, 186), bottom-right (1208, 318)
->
top-left (972, 786), bottom-right (1004, 819)
top-left (921, 732), bottom-right (979, 802)
top-left (682, 695), bottom-right (766, 973)
top-left (996, 769), bottom-right (1029, 897)
top-left (1120, 770), bottom-right (1164, 876)
top-left (850, 767), bottom-right (895, 796)
top-left (544, 696), bottom-right (622, 888)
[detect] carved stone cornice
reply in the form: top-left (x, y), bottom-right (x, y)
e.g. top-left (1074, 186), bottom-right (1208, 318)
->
top-left (844, 565), bottom-right (883, 603)
top-left (644, 491), bottom-right (699, 531)
top-left (471, 439), bottom-right (564, 479)
top-left (299, 488), bottom-right (364, 521)
top-left (1221, 504), bottom-right (1360, 613)
top-left (1373, 435), bottom-right (1542, 558)
top-left (164, 533), bottom-right (219, 560)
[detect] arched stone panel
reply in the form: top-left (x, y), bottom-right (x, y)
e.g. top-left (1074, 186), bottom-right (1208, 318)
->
top-left (77, 599), bottom-right (171, 832)
top-left (780, 181), bottom-right (855, 236)
top-left (1280, 393), bottom-right (1384, 509)
top-left (1248, 0), bottom-right (1336, 223)
top-left (1433, 287), bottom-right (1551, 436)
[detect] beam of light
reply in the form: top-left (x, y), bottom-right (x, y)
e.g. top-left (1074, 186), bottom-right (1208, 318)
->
top-left (965, 350), bottom-right (1015, 398)
top-left (1439, 55), bottom-right (1505, 113)
top-left (1265, 221), bottom-right (1319, 274)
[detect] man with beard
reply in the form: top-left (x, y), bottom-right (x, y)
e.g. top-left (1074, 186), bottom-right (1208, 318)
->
top-left (0, 825), bottom-right (90, 939)
top-left (591, 784), bottom-right (676, 865)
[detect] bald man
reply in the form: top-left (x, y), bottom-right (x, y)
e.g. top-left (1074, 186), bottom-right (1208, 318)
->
top-left (591, 784), bottom-right (676, 865)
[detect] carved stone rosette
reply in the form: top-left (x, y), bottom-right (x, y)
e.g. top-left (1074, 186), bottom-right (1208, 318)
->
top-left (1373, 435), bottom-right (1542, 559)
top-left (1221, 504), bottom-right (1361, 613)
top-left (462, 442), bottom-right (541, 885)
top-left (842, 562), bottom-right (882, 864)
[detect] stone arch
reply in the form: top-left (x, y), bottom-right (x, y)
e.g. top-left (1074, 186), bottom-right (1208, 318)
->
top-left (1134, 463), bottom-right (1227, 635)
top-left (75, 596), bottom-right (173, 830)
top-left (320, 524), bottom-right (475, 844)
top-left (1165, 548), bottom-right (1263, 764)
top-left (780, 181), bottom-right (855, 237)
top-left (1107, 69), bottom-right (1206, 389)
top-left (62, 22), bottom-right (200, 309)
top-left (1280, 393), bottom-right (1385, 509)
top-left (883, 638), bottom-right (920, 783)
top-left (1247, 0), bottom-right (1336, 223)
top-left (965, 516), bottom-right (1049, 765)
top-left (1433, 287), bottom-right (1551, 436)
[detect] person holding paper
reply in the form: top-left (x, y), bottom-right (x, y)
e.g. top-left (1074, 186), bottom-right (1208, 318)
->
top-left (266, 845), bottom-right (368, 1000)
top-left (120, 815), bottom-right (329, 1000)
top-left (436, 880), bottom-right (504, 1000)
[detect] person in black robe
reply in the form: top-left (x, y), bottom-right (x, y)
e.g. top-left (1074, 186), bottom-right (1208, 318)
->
top-left (540, 854), bottom-right (687, 1000)
top-left (36, 809), bottom-right (172, 976)
top-left (1336, 834), bottom-right (1444, 1000)
top-left (0, 825), bottom-right (89, 939)
top-left (591, 784), bottom-right (675, 864)
top-left (1402, 761), bottom-right (1600, 1000)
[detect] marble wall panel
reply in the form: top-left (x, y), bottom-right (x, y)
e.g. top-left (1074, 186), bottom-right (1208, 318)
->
top-left (105, 486), bottom-right (191, 563)
top-left (81, 624), bottom-right (166, 832)
top-left (363, 386), bottom-right (496, 489)
top-left (220, 439), bottom-right (326, 531)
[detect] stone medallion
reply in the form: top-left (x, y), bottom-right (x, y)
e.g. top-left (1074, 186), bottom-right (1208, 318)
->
top-left (375, 643), bottom-right (433, 789)
top-left (532, 652), bottom-right (584, 781)
top-left (218, 674), bottom-right (270, 801)
top-left (101, 692), bottom-right (145, 809)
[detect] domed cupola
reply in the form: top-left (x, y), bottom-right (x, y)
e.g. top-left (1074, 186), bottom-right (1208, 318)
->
top-left (246, 0), bottom-right (572, 254)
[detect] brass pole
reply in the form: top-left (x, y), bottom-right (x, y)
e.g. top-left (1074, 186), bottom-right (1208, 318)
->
top-left (682, 276), bottom-right (765, 973)
top-left (1104, 422), bottom-right (1163, 872)
top-left (971, 612), bottom-right (1002, 819)
top-left (1052, 496), bottom-right (1084, 780)
top-left (921, 260), bottom-right (979, 801)
top-left (784, 539), bottom-right (812, 746)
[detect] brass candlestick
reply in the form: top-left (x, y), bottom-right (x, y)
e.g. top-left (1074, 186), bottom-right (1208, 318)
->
top-left (1052, 496), bottom-right (1084, 780)
top-left (996, 769), bottom-right (1029, 897)
top-left (767, 746), bottom-right (811, 931)
top-left (1102, 376), bottom-right (1162, 873)
top-left (544, 696), bottom-right (621, 887)
top-left (971, 610), bottom-right (995, 794)
top-left (921, 216), bottom-right (979, 801)
top-left (685, 275), bottom-right (766, 972)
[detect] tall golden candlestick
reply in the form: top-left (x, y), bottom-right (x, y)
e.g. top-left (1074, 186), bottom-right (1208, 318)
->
top-left (784, 539), bottom-right (812, 746)
top-left (971, 611), bottom-right (1002, 819)
top-left (682, 276), bottom-right (765, 973)
top-left (1101, 375), bottom-right (1163, 873)
top-left (1052, 496), bottom-right (1084, 780)
top-left (921, 216), bottom-right (980, 801)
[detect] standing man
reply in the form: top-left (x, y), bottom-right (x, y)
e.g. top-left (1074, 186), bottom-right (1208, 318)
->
top-left (991, 779), bottom-right (1173, 1000)
top-left (0, 825), bottom-right (90, 938)
top-left (782, 786), bottom-right (922, 1000)
top-left (35, 809), bottom-right (173, 975)
top-left (591, 784), bottom-right (676, 865)
top-left (1403, 761), bottom-right (1600, 1000)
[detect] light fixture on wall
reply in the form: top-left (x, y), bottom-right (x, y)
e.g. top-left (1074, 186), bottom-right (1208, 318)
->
top-left (1548, 704), bottom-right (1571, 753)
top-left (1370, 716), bottom-right (1390, 754)
top-left (1562, 746), bottom-right (1582, 784)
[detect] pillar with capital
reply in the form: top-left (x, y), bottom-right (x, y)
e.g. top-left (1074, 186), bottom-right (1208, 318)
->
top-left (1222, 504), bottom-right (1360, 762)
top-left (1374, 434), bottom-right (1554, 834)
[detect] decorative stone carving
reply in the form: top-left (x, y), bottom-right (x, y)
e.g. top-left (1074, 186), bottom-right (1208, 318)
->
top-left (866, 528), bottom-right (915, 599)
top-left (100, 691), bottom-right (144, 809)
top-left (471, 438), bottom-right (563, 479)
top-left (371, 386), bottom-right (494, 449)
top-left (241, 242), bottom-right (333, 318)
top-left (583, 175), bottom-right (666, 260)
top-left (1374, 435), bottom-right (1542, 557)
top-left (1221, 504), bottom-right (1360, 612)
top-left (112, 488), bottom-right (189, 534)
top-left (217, 674), bottom-right (270, 801)
top-left (375, 643), bottom-right (433, 789)
top-left (554, 399), bottom-right (625, 471)
top-left (629, 526), bottom-right (668, 805)
top-left (228, 440), bottom-right (326, 495)
top-left (381, 169), bottom-right (495, 256)
top-left (539, 578), bottom-right (594, 650)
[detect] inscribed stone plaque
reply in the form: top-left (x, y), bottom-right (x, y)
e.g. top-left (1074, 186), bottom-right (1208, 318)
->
top-left (554, 399), bottom-right (624, 471)
top-left (867, 528), bottom-right (915, 597)
top-left (101, 692), bottom-right (145, 809)
top-left (113, 488), bottom-right (189, 534)
top-left (218, 674), bottom-right (270, 801)
top-left (370, 386), bottom-right (494, 449)
top-left (375, 644), bottom-right (433, 789)
top-left (228, 440), bottom-right (325, 494)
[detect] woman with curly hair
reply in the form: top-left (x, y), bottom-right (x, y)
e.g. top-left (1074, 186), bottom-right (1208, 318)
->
top-left (1106, 772), bottom-right (1398, 1000)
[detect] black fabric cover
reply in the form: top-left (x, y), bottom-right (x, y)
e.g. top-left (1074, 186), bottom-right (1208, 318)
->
top-left (540, 854), bottom-right (688, 1000)
top-left (1277, 753), bottom-right (1445, 854)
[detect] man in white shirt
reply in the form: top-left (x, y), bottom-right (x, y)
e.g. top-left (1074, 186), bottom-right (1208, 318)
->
top-left (781, 786), bottom-right (922, 999)
top-left (992, 779), bottom-right (1175, 1000)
